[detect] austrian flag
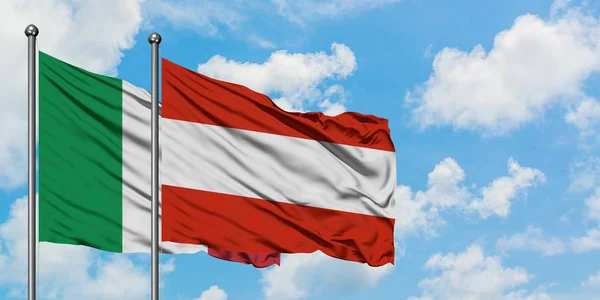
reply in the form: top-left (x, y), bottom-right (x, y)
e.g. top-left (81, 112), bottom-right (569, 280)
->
top-left (160, 59), bottom-right (397, 266)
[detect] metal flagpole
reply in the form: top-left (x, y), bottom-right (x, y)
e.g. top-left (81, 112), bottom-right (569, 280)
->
top-left (149, 32), bottom-right (162, 300)
top-left (25, 24), bottom-right (39, 300)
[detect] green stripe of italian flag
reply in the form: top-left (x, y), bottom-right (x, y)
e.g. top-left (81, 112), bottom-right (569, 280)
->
top-left (38, 51), bottom-right (202, 254)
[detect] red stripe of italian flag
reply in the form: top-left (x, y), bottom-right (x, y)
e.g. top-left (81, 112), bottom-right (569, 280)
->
top-left (160, 58), bottom-right (397, 266)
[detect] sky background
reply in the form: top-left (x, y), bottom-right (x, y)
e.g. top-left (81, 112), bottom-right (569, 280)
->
top-left (2, 0), bottom-right (600, 299)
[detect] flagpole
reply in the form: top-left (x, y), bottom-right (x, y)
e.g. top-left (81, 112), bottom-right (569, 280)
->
top-left (149, 32), bottom-right (162, 300)
top-left (25, 24), bottom-right (39, 300)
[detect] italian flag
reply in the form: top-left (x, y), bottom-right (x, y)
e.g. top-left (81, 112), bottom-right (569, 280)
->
top-left (38, 51), bottom-right (279, 267)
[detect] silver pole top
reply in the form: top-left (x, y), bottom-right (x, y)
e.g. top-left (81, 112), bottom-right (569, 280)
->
top-left (148, 32), bottom-right (162, 44)
top-left (24, 24), bottom-right (39, 37)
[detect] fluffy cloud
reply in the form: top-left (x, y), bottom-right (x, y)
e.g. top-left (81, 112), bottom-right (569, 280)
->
top-left (197, 43), bottom-right (356, 114)
top-left (394, 184), bottom-right (444, 238)
top-left (571, 188), bottom-right (600, 253)
top-left (272, 0), bottom-right (400, 24)
top-left (585, 188), bottom-right (600, 222)
top-left (469, 158), bottom-right (546, 218)
top-left (396, 157), bottom-right (545, 237)
top-left (503, 289), bottom-right (553, 300)
top-left (260, 252), bottom-right (394, 300)
top-left (409, 244), bottom-right (547, 300)
top-left (571, 228), bottom-right (600, 253)
top-left (0, 196), bottom-right (157, 299)
top-left (566, 154), bottom-right (600, 254)
top-left (570, 185), bottom-right (600, 253)
top-left (0, 0), bottom-right (144, 189)
top-left (496, 226), bottom-right (566, 257)
top-left (582, 270), bottom-right (600, 290)
top-left (394, 158), bottom-right (467, 237)
top-left (565, 98), bottom-right (600, 139)
top-left (406, 4), bottom-right (600, 135)
top-left (194, 285), bottom-right (228, 300)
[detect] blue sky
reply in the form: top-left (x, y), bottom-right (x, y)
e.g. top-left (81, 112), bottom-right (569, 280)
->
top-left (2, 0), bottom-right (600, 299)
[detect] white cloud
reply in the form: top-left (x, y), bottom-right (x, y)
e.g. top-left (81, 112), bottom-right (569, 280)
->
top-left (194, 285), bottom-right (228, 300)
top-left (394, 185), bottom-right (445, 238)
top-left (0, 196), bottom-right (159, 299)
top-left (569, 183), bottom-right (600, 254)
top-left (260, 252), bottom-right (393, 300)
top-left (409, 244), bottom-right (542, 300)
top-left (585, 188), bottom-right (600, 222)
top-left (496, 225), bottom-right (566, 257)
top-left (69, 255), bottom-right (150, 300)
top-left (571, 228), bottom-right (600, 253)
top-left (419, 157), bottom-right (470, 209)
top-left (565, 98), bottom-right (600, 138)
top-left (582, 270), bottom-right (600, 289)
top-left (504, 289), bottom-right (553, 300)
top-left (567, 155), bottom-right (600, 254)
top-left (569, 156), bottom-right (600, 192)
top-left (406, 5), bottom-right (600, 136)
top-left (272, 0), bottom-right (400, 24)
top-left (468, 158), bottom-right (546, 219)
top-left (0, 0), bottom-right (144, 189)
top-left (318, 85), bottom-right (348, 116)
top-left (197, 43), bottom-right (356, 112)
top-left (394, 158), bottom-right (468, 237)
top-left (396, 157), bottom-right (545, 237)
top-left (319, 99), bottom-right (347, 116)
